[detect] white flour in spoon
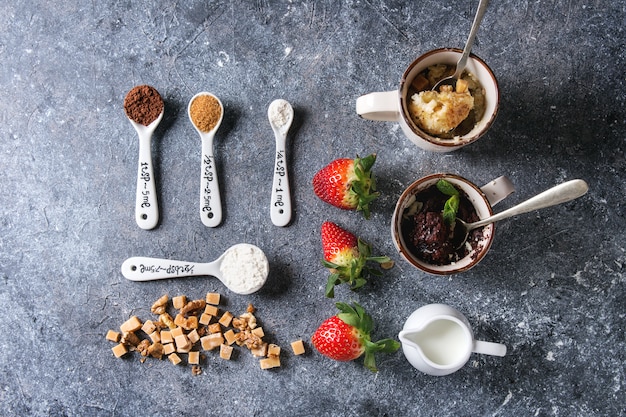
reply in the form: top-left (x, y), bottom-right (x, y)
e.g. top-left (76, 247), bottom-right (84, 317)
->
top-left (269, 99), bottom-right (291, 128)
top-left (219, 244), bottom-right (269, 294)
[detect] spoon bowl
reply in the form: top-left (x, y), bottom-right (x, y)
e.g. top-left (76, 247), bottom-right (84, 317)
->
top-left (432, 0), bottom-right (490, 91)
top-left (128, 111), bottom-right (163, 230)
top-left (188, 92), bottom-right (224, 227)
top-left (121, 243), bottom-right (269, 295)
top-left (268, 99), bottom-right (294, 226)
top-left (454, 179), bottom-right (589, 249)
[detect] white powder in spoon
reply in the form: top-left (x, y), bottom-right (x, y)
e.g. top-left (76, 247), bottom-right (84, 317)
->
top-left (269, 99), bottom-right (292, 128)
top-left (219, 244), bottom-right (269, 294)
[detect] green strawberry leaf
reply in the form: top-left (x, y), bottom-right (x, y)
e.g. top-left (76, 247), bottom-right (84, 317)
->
top-left (367, 268), bottom-right (383, 277)
top-left (374, 338), bottom-right (401, 353)
top-left (363, 351), bottom-right (378, 372)
top-left (325, 273), bottom-right (341, 298)
top-left (351, 277), bottom-right (368, 290)
top-left (367, 255), bottom-right (392, 264)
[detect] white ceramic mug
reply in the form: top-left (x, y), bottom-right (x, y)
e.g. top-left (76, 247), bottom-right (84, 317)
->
top-left (399, 304), bottom-right (507, 376)
top-left (356, 48), bottom-right (499, 152)
top-left (391, 173), bottom-right (514, 275)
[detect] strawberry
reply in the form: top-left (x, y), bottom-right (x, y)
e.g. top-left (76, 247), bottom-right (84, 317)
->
top-left (320, 221), bottom-right (392, 298)
top-left (312, 153), bottom-right (379, 219)
top-left (311, 302), bottom-right (400, 372)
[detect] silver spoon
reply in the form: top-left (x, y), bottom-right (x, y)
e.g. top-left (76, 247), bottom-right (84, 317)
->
top-left (455, 179), bottom-right (589, 248)
top-left (121, 243), bottom-right (269, 295)
top-left (432, 0), bottom-right (491, 91)
top-left (268, 99), bottom-right (294, 227)
top-left (128, 111), bottom-right (163, 230)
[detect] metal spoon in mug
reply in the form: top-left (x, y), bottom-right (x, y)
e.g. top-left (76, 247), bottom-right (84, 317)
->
top-left (128, 111), bottom-right (163, 230)
top-left (268, 99), bottom-right (294, 227)
top-left (432, 0), bottom-right (491, 92)
top-left (121, 243), bottom-right (269, 295)
top-left (455, 179), bottom-right (589, 249)
top-left (188, 92), bottom-right (224, 227)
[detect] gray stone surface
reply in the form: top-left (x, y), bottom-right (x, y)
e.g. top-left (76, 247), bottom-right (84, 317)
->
top-left (1, 1), bottom-right (624, 416)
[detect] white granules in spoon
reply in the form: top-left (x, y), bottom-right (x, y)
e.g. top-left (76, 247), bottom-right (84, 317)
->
top-left (219, 244), bottom-right (269, 294)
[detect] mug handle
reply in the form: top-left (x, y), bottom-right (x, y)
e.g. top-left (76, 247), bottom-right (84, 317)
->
top-left (481, 176), bottom-right (515, 207)
top-left (356, 90), bottom-right (401, 121)
top-left (473, 340), bottom-right (507, 357)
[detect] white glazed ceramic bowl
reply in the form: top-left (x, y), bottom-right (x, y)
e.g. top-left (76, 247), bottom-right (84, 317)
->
top-left (398, 48), bottom-right (500, 152)
top-left (391, 173), bottom-right (496, 275)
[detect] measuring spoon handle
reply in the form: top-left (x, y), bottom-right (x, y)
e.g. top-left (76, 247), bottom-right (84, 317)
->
top-left (472, 179), bottom-right (589, 228)
top-left (135, 133), bottom-right (159, 230)
top-left (270, 132), bottom-right (291, 226)
top-left (200, 134), bottom-right (222, 227)
top-left (121, 257), bottom-right (219, 281)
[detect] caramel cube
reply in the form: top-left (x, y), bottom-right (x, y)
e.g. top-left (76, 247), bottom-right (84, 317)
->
top-left (219, 311), bottom-right (233, 327)
top-left (149, 330), bottom-right (161, 343)
top-left (205, 292), bottom-right (221, 305)
top-left (220, 344), bottom-right (233, 360)
top-left (168, 353), bottom-right (182, 365)
top-left (187, 329), bottom-right (200, 344)
top-left (141, 320), bottom-right (156, 335)
top-left (208, 323), bottom-right (222, 334)
top-left (200, 333), bottom-right (224, 351)
top-left (106, 330), bottom-right (121, 343)
top-left (268, 344), bottom-right (281, 357)
top-left (199, 313), bottom-right (213, 325)
top-left (120, 316), bottom-right (142, 333)
top-left (188, 351), bottom-right (200, 365)
top-left (175, 334), bottom-right (191, 352)
top-left (204, 305), bottom-right (219, 316)
top-left (172, 295), bottom-right (187, 310)
top-left (260, 356), bottom-right (281, 369)
top-left (161, 330), bottom-right (173, 344)
top-left (171, 326), bottom-right (184, 338)
top-left (291, 339), bottom-right (305, 355)
top-left (224, 329), bottom-right (237, 345)
top-left (163, 343), bottom-right (176, 355)
top-left (251, 327), bottom-right (264, 338)
top-left (111, 343), bottom-right (128, 358)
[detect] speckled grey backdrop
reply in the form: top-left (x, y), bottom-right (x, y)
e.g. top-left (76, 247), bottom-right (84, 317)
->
top-left (1, 1), bottom-right (624, 416)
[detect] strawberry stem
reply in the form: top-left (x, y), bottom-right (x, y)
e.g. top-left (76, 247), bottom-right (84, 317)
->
top-left (323, 238), bottom-right (392, 298)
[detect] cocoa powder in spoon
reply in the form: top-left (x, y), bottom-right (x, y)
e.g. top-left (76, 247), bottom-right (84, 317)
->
top-left (124, 85), bottom-right (164, 126)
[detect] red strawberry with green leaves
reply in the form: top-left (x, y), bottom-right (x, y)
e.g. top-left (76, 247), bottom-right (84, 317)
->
top-left (312, 153), bottom-right (379, 219)
top-left (321, 221), bottom-right (392, 298)
top-left (311, 302), bottom-right (400, 372)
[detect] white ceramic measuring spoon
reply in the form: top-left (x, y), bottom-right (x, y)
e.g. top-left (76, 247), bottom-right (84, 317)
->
top-left (128, 111), bottom-right (163, 230)
top-left (268, 99), bottom-right (294, 226)
top-left (121, 243), bottom-right (269, 295)
top-left (188, 92), bottom-right (224, 227)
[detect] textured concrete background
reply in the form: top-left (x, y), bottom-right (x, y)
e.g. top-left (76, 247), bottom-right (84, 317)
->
top-left (1, 1), bottom-right (624, 416)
